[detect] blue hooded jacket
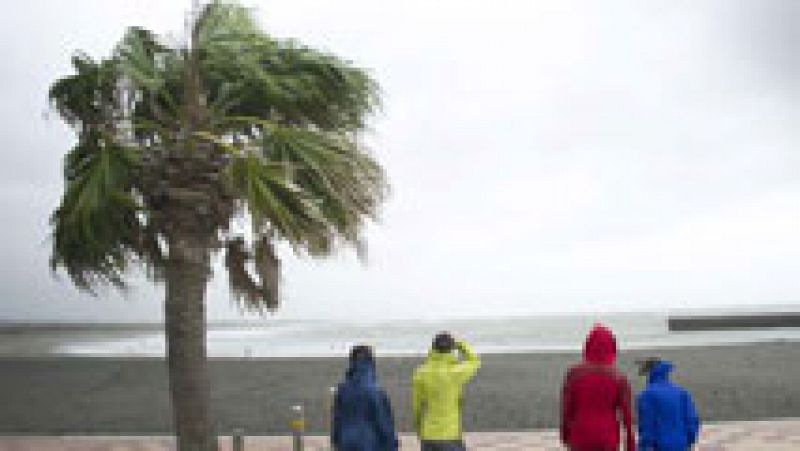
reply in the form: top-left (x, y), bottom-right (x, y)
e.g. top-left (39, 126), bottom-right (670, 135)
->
top-left (332, 358), bottom-right (398, 451)
top-left (637, 361), bottom-right (700, 451)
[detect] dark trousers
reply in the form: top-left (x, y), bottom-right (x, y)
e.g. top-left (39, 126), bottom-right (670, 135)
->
top-left (421, 440), bottom-right (466, 451)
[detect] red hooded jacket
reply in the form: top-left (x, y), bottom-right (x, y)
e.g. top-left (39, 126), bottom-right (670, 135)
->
top-left (560, 324), bottom-right (635, 451)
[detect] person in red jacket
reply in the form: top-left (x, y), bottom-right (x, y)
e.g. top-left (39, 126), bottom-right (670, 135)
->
top-left (561, 324), bottom-right (635, 451)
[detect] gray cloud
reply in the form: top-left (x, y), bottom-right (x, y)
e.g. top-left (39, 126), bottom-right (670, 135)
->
top-left (0, 0), bottom-right (797, 321)
top-left (724, 0), bottom-right (800, 91)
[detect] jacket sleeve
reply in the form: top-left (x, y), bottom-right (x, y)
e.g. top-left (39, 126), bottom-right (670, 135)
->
top-left (560, 370), bottom-right (573, 445)
top-left (618, 376), bottom-right (636, 451)
top-left (411, 371), bottom-right (423, 435)
top-left (374, 390), bottom-right (399, 450)
top-left (454, 340), bottom-right (481, 384)
top-left (637, 391), bottom-right (656, 451)
top-left (683, 389), bottom-right (700, 446)
top-left (331, 386), bottom-right (341, 449)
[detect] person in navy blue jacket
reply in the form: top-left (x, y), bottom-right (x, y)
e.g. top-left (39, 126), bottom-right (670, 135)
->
top-left (637, 359), bottom-right (701, 451)
top-left (332, 345), bottom-right (398, 451)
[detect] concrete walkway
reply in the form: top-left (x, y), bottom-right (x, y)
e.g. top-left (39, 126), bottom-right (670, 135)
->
top-left (1, 419), bottom-right (798, 450)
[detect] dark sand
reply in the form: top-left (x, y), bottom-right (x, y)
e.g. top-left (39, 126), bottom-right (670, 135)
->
top-left (0, 342), bottom-right (798, 435)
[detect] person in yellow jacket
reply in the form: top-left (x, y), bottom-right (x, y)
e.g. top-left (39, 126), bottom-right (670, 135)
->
top-left (412, 332), bottom-right (481, 451)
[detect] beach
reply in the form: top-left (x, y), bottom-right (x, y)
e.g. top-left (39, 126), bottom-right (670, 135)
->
top-left (0, 341), bottom-right (798, 435)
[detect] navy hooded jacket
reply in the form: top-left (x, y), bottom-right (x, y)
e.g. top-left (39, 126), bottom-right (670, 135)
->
top-left (332, 358), bottom-right (398, 451)
top-left (637, 361), bottom-right (700, 451)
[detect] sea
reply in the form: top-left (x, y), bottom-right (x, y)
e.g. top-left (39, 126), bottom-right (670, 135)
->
top-left (1, 308), bottom-right (799, 357)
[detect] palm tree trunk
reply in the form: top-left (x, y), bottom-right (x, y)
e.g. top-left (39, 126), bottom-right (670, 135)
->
top-left (165, 236), bottom-right (215, 451)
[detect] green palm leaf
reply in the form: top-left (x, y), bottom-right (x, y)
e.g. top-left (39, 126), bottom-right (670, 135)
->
top-left (51, 139), bottom-right (142, 289)
top-left (49, 0), bottom-right (387, 309)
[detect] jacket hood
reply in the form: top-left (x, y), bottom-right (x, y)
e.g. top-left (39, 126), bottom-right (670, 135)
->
top-left (426, 348), bottom-right (459, 363)
top-left (647, 360), bottom-right (674, 383)
top-left (583, 323), bottom-right (617, 365)
top-left (346, 358), bottom-right (377, 385)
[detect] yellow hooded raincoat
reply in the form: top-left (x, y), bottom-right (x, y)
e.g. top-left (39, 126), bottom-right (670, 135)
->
top-left (412, 340), bottom-right (481, 441)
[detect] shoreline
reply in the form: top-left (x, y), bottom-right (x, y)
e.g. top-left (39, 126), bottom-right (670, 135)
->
top-left (0, 336), bottom-right (798, 360)
top-left (2, 325), bottom-right (799, 358)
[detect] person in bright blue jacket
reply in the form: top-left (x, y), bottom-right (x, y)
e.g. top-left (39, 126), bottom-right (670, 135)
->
top-left (637, 359), bottom-right (700, 451)
top-left (332, 345), bottom-right (398, 451)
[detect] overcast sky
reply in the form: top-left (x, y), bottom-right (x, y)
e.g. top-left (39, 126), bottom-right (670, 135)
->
top-left (0, 0), bottom-right (797, 322)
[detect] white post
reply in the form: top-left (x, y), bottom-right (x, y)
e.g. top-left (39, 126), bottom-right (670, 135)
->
top-left (232, 428), bottom-right (244, 451)
top-left (291, 404), bottom-right (305, 451)
top-left (326, 386), bottom-right (337, 436)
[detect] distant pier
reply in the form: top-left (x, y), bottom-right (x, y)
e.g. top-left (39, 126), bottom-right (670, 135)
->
top-left (668, 313), bottom-right (800, 331)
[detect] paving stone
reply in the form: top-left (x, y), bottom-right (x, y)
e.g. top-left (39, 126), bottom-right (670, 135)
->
top-left (1, 419), bottom-right (799, 450)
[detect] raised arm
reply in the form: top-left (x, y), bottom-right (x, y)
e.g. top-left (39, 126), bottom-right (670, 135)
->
top-left (454, 340), bottom-right (481, 384)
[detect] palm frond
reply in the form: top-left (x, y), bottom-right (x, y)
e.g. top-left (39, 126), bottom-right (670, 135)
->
top-left (115, 27), bottom-right (169, 91)
top-left (215, 117), bottom-right (387, 255)
top-left (224, 151), bottom-right (329, 247)
top-left (48, 53), bottom-right (120, 132)
top-left (51, 138), bottom-right (142, 289)
top-left (196, 2), bottom-right (261, 49)
top-left (195, 2), bottom-right (379, 131)
top-left (254, 235), bottom-right (280, 308)
top-left (115, 27), bottom-right (184, 136)
top-left (49, 1), bottom-right (386, 307)
top-left (224, 236), bottom-right (279, 312)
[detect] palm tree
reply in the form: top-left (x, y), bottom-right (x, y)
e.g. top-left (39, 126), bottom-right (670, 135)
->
top-left (47, 2), bottom-right (386, 449)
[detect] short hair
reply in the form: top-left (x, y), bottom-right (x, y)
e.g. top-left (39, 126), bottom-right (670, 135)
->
top-left (432, 332), bottom-right (455, 353)
top-left (349, 344), bottom-right (374, 363)
top-left (637, 357), bottom-right (660, 376)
